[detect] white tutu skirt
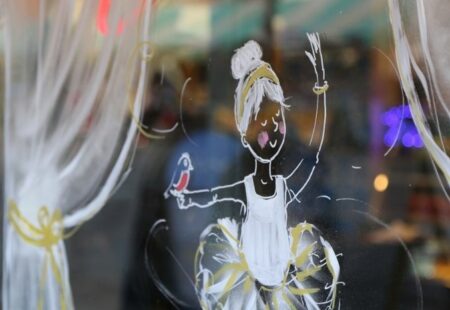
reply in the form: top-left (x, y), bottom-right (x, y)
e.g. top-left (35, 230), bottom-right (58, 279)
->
top-left (194, 218), bottom-right (341, 310)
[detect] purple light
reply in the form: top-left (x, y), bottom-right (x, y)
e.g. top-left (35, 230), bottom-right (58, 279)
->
top-left (383, 104), bottom-right (423, 149)
top-left (408, 125), bottom-right (418, 135)
top-left (382, 111), bottom-right (399, 126)
top-left (384, 133), bottom-right (395, 147)
top-left (403, 106), bottom-right (412, 118)
top-left (402, 132), bottom-right (414, 148)
top-left (394, 106), bottom-right (412, 119)
top-left (413, 135), bottom-right (424, 148)
top-left (384, 127), bottom-right (399, 147)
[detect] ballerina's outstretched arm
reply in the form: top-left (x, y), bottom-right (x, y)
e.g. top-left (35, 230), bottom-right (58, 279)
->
top-left (174, 180), bottom-right (246, 210)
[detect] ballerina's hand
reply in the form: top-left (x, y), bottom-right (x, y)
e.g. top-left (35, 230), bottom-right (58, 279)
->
top-left (305, 32), bottom-right (328, 95)
top-left (170, 190), bottom-right (190, 210)
top-left (313, 81), bottom-right (329, 95)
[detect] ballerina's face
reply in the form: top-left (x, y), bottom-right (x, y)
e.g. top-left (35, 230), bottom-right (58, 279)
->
top-left (243, 98), bottom-right (286, 163)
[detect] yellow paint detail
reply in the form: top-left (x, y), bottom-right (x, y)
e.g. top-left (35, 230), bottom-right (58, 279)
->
top-left (296, 265), bottom-right (321, 282)
top-left (295, 243), bottom-right (315, 267)
top-left (243, 276), bottom-right (253, 293)
top-left (288, 287), bottom-right (320, 296)
top-left (313, 81), bottom-right (329, 95)
top-left (238, 63), bottom-right (280, 125)
top-left (196, 221), bottom-right (337, 308)
top-left (273, 292), bottom-right (280, 310)
top-left (290, 222), bottom-right (314, 256)
top-left (7, 200), bottom-right (80, 310)
top-left (126, 41), bottom-right (166, 140)
top-left (282, 291), bottom-right (296, 310)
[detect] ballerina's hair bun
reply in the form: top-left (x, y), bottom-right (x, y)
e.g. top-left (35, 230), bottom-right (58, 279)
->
top-left (231, 40), bottom-right (263, 80)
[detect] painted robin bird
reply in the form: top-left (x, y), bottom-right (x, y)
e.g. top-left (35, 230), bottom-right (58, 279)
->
top-left (164, 153), bottom-right (193, 199)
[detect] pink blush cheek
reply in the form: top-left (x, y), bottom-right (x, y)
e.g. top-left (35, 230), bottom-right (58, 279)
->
top-left (279, 122), bottom-right (286, 135)
top-left (257, 131), bottom-right (269, 149)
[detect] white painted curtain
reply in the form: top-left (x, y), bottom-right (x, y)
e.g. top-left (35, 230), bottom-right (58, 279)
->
top-left (2, 0), bottom-right (152, 309)
top-left (389, 0), bottom-right (450, 189)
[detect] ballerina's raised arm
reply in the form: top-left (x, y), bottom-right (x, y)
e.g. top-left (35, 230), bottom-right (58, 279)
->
top-left (285, 32), bottom-right (329, 207)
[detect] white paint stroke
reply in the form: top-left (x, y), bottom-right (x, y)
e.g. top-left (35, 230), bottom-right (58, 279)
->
top-left (152, 122), bottom-right (179, 134)
top-left (335, 196), bottom-right (423, 309)
top-left (353, 210), bottom-right (423, 310)
top-left (372, 46), bottom-right (406, 157)
top-left (144, 219), bottom-right (192, 309)
top-left (335, 197), bottom-right (368, 206)
top-left (316, 195), bottom-right (331, 200)
top-left (286, 159), bottom-right (304, 180)
top-left (179, 77), bottom-right (198, 146)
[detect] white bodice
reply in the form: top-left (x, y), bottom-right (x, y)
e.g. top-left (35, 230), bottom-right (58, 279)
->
top-left (241, 175), bottom-right (290, 286)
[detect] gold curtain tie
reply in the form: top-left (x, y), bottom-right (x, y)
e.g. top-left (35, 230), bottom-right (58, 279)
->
top-left (7, 200), bottom-right (79, 310)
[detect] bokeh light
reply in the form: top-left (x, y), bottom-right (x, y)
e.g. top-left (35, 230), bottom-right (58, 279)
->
top-left (383, 105), bottom-right (423, 149)
top-left (374, 173), bottom-right (389, 192)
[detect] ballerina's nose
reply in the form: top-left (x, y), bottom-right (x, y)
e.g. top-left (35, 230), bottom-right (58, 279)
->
top-left (257, 131), bottom-right (269, 149)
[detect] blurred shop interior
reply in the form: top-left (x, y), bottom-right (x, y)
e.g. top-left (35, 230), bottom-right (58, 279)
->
top-left (1, 0), bottom-right (450, 309)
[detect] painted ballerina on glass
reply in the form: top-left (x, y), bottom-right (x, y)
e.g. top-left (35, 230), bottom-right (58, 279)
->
top-left (167, 34), bottom-right (341, 309)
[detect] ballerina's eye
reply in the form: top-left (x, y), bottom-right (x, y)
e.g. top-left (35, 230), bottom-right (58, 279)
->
top-left (260, 120), bottom-right (267, 127)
